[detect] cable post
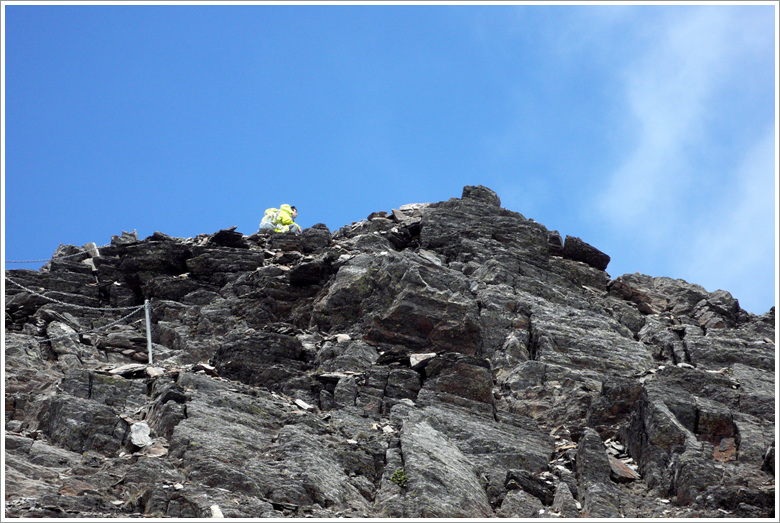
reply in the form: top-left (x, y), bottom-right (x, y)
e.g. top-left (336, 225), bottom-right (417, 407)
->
top-left (144, 299), bottom-right (153, 365)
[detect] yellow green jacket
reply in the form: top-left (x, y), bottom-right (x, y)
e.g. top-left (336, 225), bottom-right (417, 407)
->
top-left (261, 204), bottom-right (301, 233)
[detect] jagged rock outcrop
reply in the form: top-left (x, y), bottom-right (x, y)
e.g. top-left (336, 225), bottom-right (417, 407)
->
top-left (4, 185), bottom-right (775, 518)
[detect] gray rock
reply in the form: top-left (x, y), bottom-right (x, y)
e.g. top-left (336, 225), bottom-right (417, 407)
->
top-left (497, 488), bottom-right (544, 517)
top-left (576, 428), bottom-right (622, 517)
top-left (46, 321), bottom-right (102, 365)
top-left (333, 376), bottom-right (359, 408)
top-left (417, 354), bottom-right (494, 414)
top-left (418, 403), bottom-right (554, 503)
top-left (141, 274), bottom-right (203, 301)
top-left (300, 223), bottom-right (332, 253)
top-left (586, 376), bottom-right (644, 437)
top-left (552, 481), bottom-right (580, 518)
top-left (205, 226), bottom-right (249, 248)
top-left (505, 468), bottom-right (555, 505)
top-left (111, 229), bottom-right (139, 246)
top-left (117, 236), bottom-right (190, 276)
top-left (398, 413), bottom-right (493, 517)
top-left (548, 230), bottom-right (564, 257)
top-left (129, 421), bottom-right (153, 448)
top-left (41, 394), bottom-right (130, 455)
top-left (4, 185), bottom-right (773, 519)
top-left (530, 305), bottom-right (654, 376)
top-left (58, 369), bottom-right (148, 412)
top-left (461, 184), bottom-right (501, 207)
top-left (5, 333), bottom-right (47, 368)
top-left (562, 235), bottom-right (611, 271)
top-left (211, 330), bottom-right (307, 390)
top-left (186, 246), bottom-right (264, 285)
top-left (761, 442), bottom-right (774, 474)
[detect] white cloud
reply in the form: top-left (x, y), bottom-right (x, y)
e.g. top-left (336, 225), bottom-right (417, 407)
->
top-left (673, 125), bottom-right (776, 313)
top-left (593, 6), bottom-right (776, 312)
top-left (468, 4), bottom-right (775, 313)
top-left (598, 7), bottom-right (737, 231)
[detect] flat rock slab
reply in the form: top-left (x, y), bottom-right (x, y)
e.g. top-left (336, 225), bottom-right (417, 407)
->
top-left (563, 235), bottom-right (611, 271)
top-left (399, 414), bottom-right (493, 517)
top-left (609, 455), bottom-right (640, 482)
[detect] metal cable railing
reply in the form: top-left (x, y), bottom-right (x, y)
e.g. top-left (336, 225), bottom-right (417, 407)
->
top-left (5, 275), bottom-right (155, 363)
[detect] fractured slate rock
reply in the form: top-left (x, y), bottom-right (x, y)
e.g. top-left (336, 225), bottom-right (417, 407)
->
top-left (395, 413), bottom-right (493, 517)
top-left (505, 468), bottom-right (555, 505)
top-left (576, 428), bottom-right (623, 517)
top-left (417, 353), bottom-right (494, 414)
top-left (205, 226), bottom-right (249, 248)
top-left (211, 330), bottom-right (308, 390)
top-left (3, 185), bottom-right (774, 519)
top-left (416, 403), bottom-right (554, 503)
top-left (551, 481), bottom-right (580, 517)
top-left (562, 235), bottom-right (611, 271)
top-left (461, 184), bottom-right (501, 207)
top-left (497, 488), bottom-right (544, 518)
top-left (40, 394), bottom-right (131, 456)
top-left (300, 223), bottom-right (332, 253)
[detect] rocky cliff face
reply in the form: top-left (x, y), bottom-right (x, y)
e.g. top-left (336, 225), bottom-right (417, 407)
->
top-left (4, 186), bottom-right (775, 518)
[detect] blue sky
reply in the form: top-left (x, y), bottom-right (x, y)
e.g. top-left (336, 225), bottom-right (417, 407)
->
top-left (2, 2), bottom-right (777, 315)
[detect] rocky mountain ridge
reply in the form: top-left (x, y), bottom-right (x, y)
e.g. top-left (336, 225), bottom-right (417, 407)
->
top-left (4, 185), bottom-right (776, 518)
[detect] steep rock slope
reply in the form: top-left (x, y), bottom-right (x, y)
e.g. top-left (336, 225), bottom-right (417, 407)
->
top-left (4, 186), bottom-right (775, 518)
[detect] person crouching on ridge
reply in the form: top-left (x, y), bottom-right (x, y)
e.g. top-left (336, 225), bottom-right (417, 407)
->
top-left (259, 204), bottom-right (302, 234)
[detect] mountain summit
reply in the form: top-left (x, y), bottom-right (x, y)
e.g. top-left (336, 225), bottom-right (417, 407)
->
top-left (5, 186), bottom-right (775, 518)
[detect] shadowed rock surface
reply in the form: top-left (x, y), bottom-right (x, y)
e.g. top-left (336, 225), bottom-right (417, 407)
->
top-left (4, 186), bottom-right (775, 518)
